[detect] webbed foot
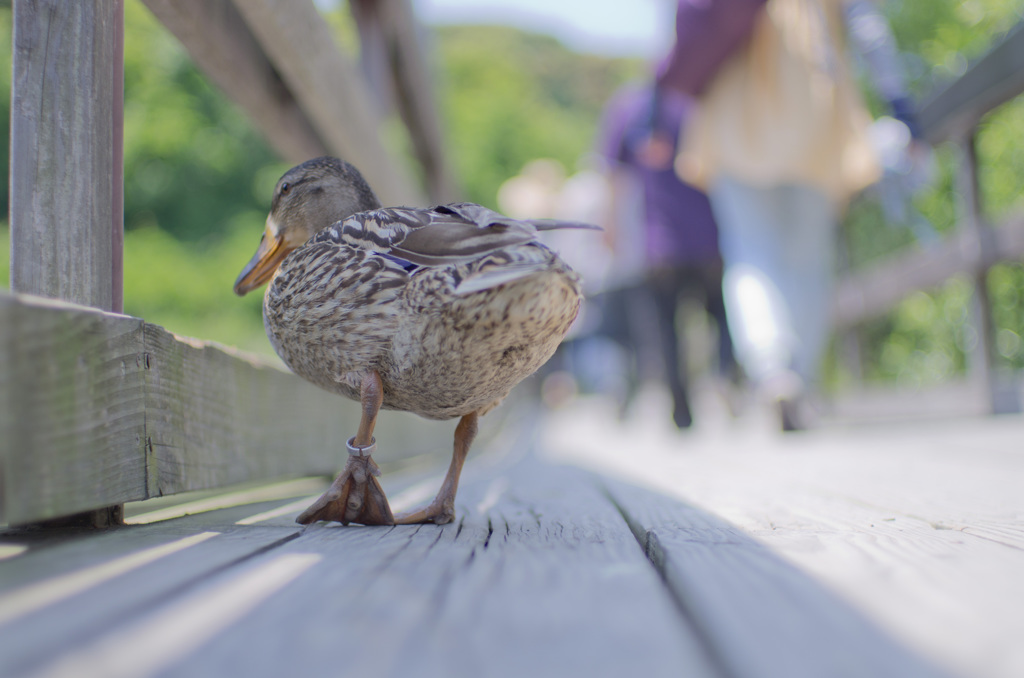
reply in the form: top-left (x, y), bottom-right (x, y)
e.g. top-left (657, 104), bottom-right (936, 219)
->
top-left (394, 498), bottom-right (455, 525)
top-left (296, 439), bottom-right (394, 526)
top-left (392, 412), bottom-right (478, 525)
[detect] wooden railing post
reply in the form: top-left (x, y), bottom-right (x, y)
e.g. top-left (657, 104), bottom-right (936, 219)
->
top-left (954, 130), bottom-right (1005, 414)
top-left (9, 0), bottom-right (126, 526)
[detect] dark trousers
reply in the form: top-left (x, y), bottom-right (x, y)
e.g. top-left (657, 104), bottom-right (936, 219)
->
top-left (647, 261), bottom-right (736, 427)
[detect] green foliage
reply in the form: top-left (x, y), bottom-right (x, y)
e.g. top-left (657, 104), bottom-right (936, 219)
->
top-left (121, 2), bottom-right (287, 243)
top-left (0, 224), bottom-right (8, 289)
top-left (121, 218), bottom-right (275, 357)
top-left (0, 8), bottom-right (10, 214)
top-left (434, 25), bottom-right (642, 206)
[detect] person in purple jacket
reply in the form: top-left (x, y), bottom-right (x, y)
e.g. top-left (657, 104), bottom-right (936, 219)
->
top-left (599, 84), bottom-right (738, 429)
top-left (655, 0), bottom-right (922, 431)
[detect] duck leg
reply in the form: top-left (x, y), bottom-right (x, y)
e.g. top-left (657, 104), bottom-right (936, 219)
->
top-left (395, 411), bottom-right (479, 525)
top-left (296, 371), bottom-right (395, 526)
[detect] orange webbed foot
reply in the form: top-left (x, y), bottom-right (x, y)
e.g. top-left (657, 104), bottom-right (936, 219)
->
top-left (393, 412), bottom-right (479, 525)
top-left (296, 438), bottom-right (394, 526)
top-left (393, 498), bottom-right (456, 525)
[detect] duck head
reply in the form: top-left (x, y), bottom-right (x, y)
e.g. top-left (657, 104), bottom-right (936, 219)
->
top-left (233, 157), bottom-right (382, 295)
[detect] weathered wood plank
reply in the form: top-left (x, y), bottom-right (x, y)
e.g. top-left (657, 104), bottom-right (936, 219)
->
top-left (46, 453), bottom-right (717, 678)
top-left (232, 0), bottom-right (423, 206)
top-left (544, 400), bottom-right (1024, 678)
top-left (607, 482), bottom-right (953, 678)
top-left (139, 0), bottom-right (328, 164)
top-left (10, 0), bottom-right (123, 312)
top-left (0, 295), bottom-right (146, 525)
top-left (143, 323), bottom-right (343, 496)
top-left (389, 459), bottom-right (717, 678)
top-left (0, 292), bottom-right (475, 525)
top-left (0, 508), bottom-right (301, 677)
top-left (142, 321), bottom-right (480, 497)
top-left (123, 477), bottom-right (328, 525)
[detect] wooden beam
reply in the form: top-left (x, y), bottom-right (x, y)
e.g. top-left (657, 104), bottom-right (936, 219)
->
top-left (918, 21), bottom-right (1024, 144)
top-left (9, 1), bottom-right (126, 527)
top-left (139, 0), bottom-right (328, 165)
top-left (833, 214), bottom-right (1024, 328)
top-left (232, 0), bottom-right (424, 206)
top-left (351, 0), bottom-right (459, 203)
top-left (10, 0), bottom-right (124, 312)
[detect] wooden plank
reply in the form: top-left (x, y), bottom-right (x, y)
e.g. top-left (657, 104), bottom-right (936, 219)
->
top-left (607, 482), bottom-right (955, 678)
top-left (143, 322), bottom-right (345, 496)
top-left (141, 321), bottom-right (469, 497)
top-left (34, 453), bottom-right (718, 678)
top-left (0, 294), bottom-right (147, 525)
top-left (544, 400), bottom-right (1024, 678)
top-left (0, 292), bottom-right (472, 525)
top-left (123, 477), bottom-right (328, 524)
top-left (140, 0), bottom-right (328, 165)
top-left (232, 0), bottom-right (423, 206)
top-left (956, 132), bottom-right (1001, 412)
top-left (110, 3), bottom-right (125, 315)
top-left (351, 0), bottom-right (459, 203)
top-left (0, 504), bottom-right (302, 677)
top-left (385, 459), bottom-right (717, 678)
top-left (10, 0), bottom-right (122, 312)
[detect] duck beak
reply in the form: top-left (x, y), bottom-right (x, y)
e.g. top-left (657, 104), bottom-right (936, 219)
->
top-left (234, 222), bottom-right (289, 296)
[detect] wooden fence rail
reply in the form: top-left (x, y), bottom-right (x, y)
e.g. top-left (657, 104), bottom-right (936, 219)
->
top-left (0, 292), bottom-right (461, 526)
top-left (833, 21), bottom-right (1024, 412)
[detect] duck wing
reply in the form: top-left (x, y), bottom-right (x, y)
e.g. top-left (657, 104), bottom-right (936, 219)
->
top-left (330, 203), bottom-right (598, 268)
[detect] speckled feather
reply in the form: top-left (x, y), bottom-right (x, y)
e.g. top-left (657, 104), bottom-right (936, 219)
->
top-left (263, 202), bottom-right (584, 420)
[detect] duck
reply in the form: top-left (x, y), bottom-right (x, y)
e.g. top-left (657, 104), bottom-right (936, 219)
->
top-left (233, 156), bottom-right (590, 526)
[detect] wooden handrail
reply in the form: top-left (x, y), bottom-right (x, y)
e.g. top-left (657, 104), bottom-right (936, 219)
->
top-left (140, 0), bottom-right (328, 165)
top-left (835, 21), bottom-right (1024, 413)
top-left (0, 293), bottom-right (464, 526)
top-left (917, 22), bottom-right (1024, 143)
top-left (834, 214), bottom-right (1024, 328)
top-left (142, 0), bottom-right (427, 206)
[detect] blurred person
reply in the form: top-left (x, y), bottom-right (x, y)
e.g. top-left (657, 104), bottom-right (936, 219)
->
top-left (598, 83), bottom-right (738, 429)
top-left (660, 0), bottom-right (923, 430)
top-left (496, 158), bottom-right (567, 221)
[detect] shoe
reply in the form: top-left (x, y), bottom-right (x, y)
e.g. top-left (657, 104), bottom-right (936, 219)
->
top-left (778, 397), bottom-right (803, 432)
top-left (673, 400), bottom-right (693, 429)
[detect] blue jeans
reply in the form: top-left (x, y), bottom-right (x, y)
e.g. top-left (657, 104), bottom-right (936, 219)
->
top-left (709, 177), bottom-right (838, 388)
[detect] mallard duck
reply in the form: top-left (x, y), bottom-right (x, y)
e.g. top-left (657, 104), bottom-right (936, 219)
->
top-left (234, 157), bottom-right (589, 525)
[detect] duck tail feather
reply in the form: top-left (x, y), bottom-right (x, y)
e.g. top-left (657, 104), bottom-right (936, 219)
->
top-left (453, 262), bottom-right (548, 296)
top-left (527, 219), bottom-right (602, 232)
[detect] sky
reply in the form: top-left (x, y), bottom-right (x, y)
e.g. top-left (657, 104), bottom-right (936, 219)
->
top-left (411, 0), bottom-right (675, 59)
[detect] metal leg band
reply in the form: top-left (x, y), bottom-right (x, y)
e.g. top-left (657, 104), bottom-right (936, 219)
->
top-left (346, 436), bottom-right (376, 457)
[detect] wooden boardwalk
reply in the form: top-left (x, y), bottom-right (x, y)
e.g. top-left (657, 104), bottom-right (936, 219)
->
top-left (1, 398), bottom-right (1021, 678)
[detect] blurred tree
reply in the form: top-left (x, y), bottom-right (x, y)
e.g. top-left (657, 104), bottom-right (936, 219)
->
top-left (434, 24), bottom-right (641, 207)
top-left (121, 2), bottom-right (287, 242)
